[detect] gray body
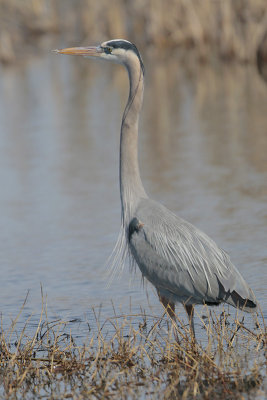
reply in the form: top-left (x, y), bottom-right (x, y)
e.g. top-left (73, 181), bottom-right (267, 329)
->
top-left (129, 197), bottom-right (256, 310)
top-left (56, 40), bottom-right (258, 333)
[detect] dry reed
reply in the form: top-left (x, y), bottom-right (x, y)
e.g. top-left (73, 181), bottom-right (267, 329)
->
top-left (0, 0), bottom-right (266, 65)
top-left (0, 295), bottom-right (266, 399)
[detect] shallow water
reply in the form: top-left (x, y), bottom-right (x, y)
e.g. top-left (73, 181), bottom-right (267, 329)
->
top-left (0, 47), bottom-right (266, 341)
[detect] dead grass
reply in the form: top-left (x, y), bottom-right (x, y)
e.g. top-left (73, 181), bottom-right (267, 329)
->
top-left (0, 0), bottom-right (266, 65)
top-left (0, 295), bottom-right (266, 399)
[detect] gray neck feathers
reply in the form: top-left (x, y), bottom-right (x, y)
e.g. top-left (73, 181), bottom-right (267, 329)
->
top-left (107, 53), bottom-right (147, 283)
top-left (119, 56), bottom-right (147, 226)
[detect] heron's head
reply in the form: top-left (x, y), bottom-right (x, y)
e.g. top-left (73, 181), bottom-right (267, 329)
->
top-left (54, 39), bottom-right (144, 74)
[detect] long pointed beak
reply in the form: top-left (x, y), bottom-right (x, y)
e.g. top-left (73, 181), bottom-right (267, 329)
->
top-left (53, 46), bottom-right (103, 57)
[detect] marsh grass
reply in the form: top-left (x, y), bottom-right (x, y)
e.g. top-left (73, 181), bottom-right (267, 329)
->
top-left (0, 295), bottom-right (265, 399)
top-left (0, 0), bottom-right (266, 65)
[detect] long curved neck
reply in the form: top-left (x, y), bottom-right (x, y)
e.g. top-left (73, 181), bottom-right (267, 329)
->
top-left (120, 57), bottom-right (147, 223)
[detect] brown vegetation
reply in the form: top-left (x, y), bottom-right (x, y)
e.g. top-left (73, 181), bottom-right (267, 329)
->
top-left (0, 0), bottom-right (266, 65)
top-left (0, 298), bottom-right (266, 399)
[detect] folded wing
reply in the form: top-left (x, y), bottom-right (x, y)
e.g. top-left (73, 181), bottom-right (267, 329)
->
top-left (129, 198), bottom-right (257, 311)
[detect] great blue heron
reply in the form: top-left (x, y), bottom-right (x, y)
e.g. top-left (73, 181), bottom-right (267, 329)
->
top-left (55, 39), bottom-right (258, 336)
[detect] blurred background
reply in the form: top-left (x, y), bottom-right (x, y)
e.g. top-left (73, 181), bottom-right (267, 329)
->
top-left (0, 0), bottom-right (266, 339)
top-left (0, 0), bottom-right (267, 67)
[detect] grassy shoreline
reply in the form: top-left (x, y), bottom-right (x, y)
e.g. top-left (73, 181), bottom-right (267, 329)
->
top-left (1, 298), bottom-right (266, 399)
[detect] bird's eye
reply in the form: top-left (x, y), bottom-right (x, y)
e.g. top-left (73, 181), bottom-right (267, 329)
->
top-left (104, 46), bottom-right (112, 54)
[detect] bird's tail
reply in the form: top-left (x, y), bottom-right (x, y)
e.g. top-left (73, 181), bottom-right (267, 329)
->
top-left (226, 288), bottom-right (258, 313)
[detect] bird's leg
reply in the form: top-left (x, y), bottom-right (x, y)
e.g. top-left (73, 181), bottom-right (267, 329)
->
top-left (158, 294), bottom-right (176, 320)
top-left (184, 304), bottom-right (195, 339)
top-left (158, 294), bottom-right (181, 343)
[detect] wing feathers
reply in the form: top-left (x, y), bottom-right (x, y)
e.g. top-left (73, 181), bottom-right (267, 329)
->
top-left (129, 198), bottom-right (257, 310)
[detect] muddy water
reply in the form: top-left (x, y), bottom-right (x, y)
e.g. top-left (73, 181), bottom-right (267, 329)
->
top-left (0, 49), bottom-right (266, 340)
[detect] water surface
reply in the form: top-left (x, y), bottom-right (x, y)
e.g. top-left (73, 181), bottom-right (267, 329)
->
top-left (0, 48), bottom-right (266, 340)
